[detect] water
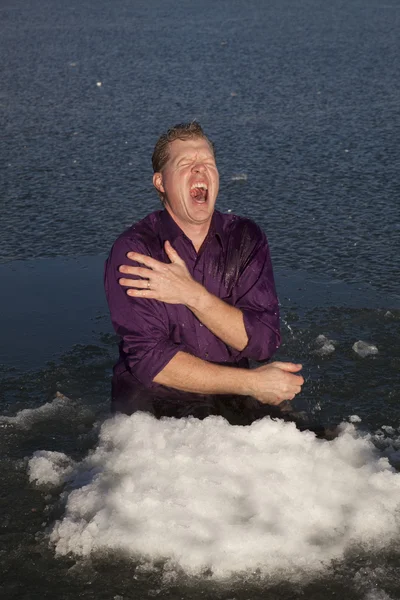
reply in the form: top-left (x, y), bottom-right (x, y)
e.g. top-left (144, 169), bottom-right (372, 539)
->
top-left (1, 0), bottom-right (400, 598)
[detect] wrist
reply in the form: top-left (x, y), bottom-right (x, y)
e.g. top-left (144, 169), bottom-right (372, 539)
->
top-left (185, 282), bottom-right (211, 312)
top-left (240, 368), bottom-right (257, 397)
top-left (223, 366), bottom-right (255, 397)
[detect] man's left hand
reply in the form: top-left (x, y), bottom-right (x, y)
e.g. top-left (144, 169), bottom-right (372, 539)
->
top-left (118, 241), bottom-right (202, 306)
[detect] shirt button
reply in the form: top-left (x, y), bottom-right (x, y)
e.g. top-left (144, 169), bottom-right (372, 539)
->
top-left (205, 352), bottom-right (209, 358)
top-left (199, 323), bottom-right (203, 327)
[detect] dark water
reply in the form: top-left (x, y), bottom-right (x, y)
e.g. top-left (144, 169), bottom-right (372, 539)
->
top-left (1, 0), bottom-right (400, 598)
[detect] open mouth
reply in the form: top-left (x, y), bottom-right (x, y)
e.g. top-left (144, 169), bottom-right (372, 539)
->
top-left (189, 182), bottom-right (208, 203)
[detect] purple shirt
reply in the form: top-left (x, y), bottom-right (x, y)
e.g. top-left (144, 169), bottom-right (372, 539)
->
top-left (104, 209), bottom-right (280, 413)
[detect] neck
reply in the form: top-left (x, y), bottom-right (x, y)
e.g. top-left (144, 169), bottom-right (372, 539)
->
top-left (165, 207), bottom-right (212, 252)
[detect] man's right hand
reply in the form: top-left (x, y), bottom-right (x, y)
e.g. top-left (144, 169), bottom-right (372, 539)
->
top-left (153, 352), bottom-right (304, 406)
top-left (247, 362), bottom-right (304, 405)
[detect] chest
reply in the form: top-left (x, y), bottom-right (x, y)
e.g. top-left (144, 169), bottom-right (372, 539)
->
top-left (180, 239), bottom-right (241, 301)
top-left (160, 241), bottom-right (242, 357)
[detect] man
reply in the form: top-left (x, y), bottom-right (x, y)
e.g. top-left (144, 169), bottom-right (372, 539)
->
top-left (104, 122), bottom-right (304, 423)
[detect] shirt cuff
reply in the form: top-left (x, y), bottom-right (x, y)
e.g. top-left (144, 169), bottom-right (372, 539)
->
top-left (236, 308), bottom-right (281, 362)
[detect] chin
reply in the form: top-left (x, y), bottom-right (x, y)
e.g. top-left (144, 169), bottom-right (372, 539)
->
top-left (189, 207), bottom-right (213, 221)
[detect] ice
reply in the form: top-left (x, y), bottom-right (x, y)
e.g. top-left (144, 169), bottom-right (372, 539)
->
top-left (364, 590), bottom-right (394, 600)
top-left (28, 450), bottom-right (75, 487)
top-left (27, 412), bottom-right (400, 580)
top-left (352, 341), bottom-right (379, 357)
top-left (0, 392), bottom-right (92, 430)
top-left (349, 415), bottom-right (362, 423)
top-left (370, 427), bottom-right (400, 469)
top-left (313, 334), bottom-right (336, 356)
top-left (382, 426), bottom-right (396, 435)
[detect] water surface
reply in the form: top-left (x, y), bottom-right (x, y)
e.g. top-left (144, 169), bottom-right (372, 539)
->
top-left (1, 0), bottom-right (399, 598)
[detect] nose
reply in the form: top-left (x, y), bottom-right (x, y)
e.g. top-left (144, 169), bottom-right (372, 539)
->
top-left (191, 162), bottom-right (206, 173)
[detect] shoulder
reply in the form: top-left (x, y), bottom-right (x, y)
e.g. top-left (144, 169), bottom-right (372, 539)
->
top-left (216, 210), bottom-right (266, 244)
top-left (108, 211), bottom-right (162, 255)
top-left (231, 214), bottom-right (266, 245)
top-left (114, 211), bottom-right (162, 248)
top-left (106, 211), bottom-right (162, 269)
top-left (215, 211), bottom-right (265, 240)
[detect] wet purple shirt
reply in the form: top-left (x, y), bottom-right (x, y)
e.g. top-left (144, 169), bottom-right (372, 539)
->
top-left (104, 209), bottom-right (280, 410)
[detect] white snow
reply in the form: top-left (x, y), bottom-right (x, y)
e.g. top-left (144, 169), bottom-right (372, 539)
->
top-left (26, 412), bottom-right (400, 580)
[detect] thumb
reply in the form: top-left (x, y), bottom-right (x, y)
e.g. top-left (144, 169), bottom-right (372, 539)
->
top-left (164, 240), bottom-right (184, 264)
top-left (271, 362), bottom-right (302, 372)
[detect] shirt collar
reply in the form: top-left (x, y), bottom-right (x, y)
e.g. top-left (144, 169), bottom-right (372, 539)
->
top-left (211, 209), bottom-right (226, 250)
top-left (158, 209), bottom-right (225, 251)
top-left (158, 209), bottom-right (186, 247)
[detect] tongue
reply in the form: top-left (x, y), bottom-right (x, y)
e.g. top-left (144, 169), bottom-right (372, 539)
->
top-left (190, 188), bottom-right (207, 201)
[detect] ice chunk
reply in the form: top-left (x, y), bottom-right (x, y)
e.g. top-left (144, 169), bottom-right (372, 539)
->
top-left (28, 450), bottom-right (75, 487)
top-left (364, 589), bottom-right (394, 600)
top-left (352, 341), bottom-right (378, 357)
top-left (0, 392), bottom-right (92, 430)
top-left (382, 426), bottom-right (396, 435)
top-left (349, 415), bottom-right (362, 423)
top-left (313, 334), bottom-right (336, 356)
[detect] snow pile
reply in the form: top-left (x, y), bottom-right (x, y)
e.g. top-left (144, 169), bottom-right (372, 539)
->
top-left (27, 412), bottom-right (400, 580)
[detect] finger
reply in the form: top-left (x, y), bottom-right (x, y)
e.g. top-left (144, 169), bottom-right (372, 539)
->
top-left (289, 374), bottom-right (304, 385)
top-left (126, 289), bottom-right (157, 298)
top-left (164, 240), bottom-right (185, 264)
top-left (281, 393), bottom-right (296, 404)
top-left (119, 265), bottom-right (152, 277)
top-left (272, 362), bottom-right (303, 372)
top-left (272, 396), bottom-right (288, 405)
top-left (126, 252), bottom-right (161, 271)
top-left (260, 395), bottom-right (281, 406)
top-left (119, 278), bottom-right (151, 289)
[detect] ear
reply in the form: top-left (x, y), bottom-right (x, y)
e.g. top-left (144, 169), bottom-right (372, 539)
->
top-left (153, 172), bottom-right (165, 194)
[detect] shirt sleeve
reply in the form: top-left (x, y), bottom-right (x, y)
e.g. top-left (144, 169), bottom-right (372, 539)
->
top-left (104, 234), bottom-right (187, 387)
top-left (229, 227), bottom-right (281, 362)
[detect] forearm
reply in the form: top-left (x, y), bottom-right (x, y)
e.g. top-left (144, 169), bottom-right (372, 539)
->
top-left (153, 351), bottom-right (251, 395)
top-left (186, 285), bottom-right (248, 351)
top-left (152, 351), bottom-right (304, 406)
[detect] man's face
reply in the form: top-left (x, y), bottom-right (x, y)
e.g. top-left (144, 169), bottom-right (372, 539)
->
top-left (153, 137), bottom-right (219, 229)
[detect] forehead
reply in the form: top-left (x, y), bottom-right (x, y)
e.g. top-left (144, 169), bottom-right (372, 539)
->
top-left (167, 138), bottom-right (215, 162)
